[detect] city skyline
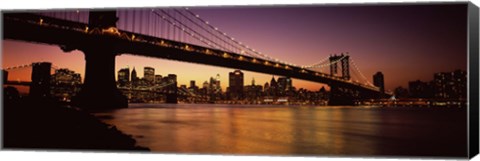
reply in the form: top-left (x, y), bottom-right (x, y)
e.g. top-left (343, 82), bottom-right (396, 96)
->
top-left (2, 2), bottom-right (475, 157)
top-left (2, 4), bottom-right (468, 92)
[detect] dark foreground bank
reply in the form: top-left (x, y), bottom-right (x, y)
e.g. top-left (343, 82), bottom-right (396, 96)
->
top-left (3, 86), bottom-right (149, 151)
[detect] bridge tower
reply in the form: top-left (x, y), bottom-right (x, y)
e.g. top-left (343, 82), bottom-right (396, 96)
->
top-left (71, 10), bottom-right (128, 109)
top-left (341, 54), bottom-right (350, 80)
top-left (329, 53), bottom-right (350, 80)
top-left (328, 53), bottom-right (355, 105)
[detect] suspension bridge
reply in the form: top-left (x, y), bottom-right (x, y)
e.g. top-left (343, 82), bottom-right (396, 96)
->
top-left (2, 8), bottom-right (390, 109)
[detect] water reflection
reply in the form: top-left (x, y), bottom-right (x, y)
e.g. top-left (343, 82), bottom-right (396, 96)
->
top-left (94, 104), bottom-right (466, 157)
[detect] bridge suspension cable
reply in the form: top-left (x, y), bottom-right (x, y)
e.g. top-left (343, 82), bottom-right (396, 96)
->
top-left (172, 9), bottom-right (244, 54)
top-left (183, 8), bottom-right (293, 65)
top-left (154, 9), bottom-right (235, 52)
top-left (3, 63), bottom-right (62, 72)
top-left (349, 58), bottom-right (375, 87)
top-left (2, 64), bottom-right (33, 71)
top-left (303, 56), bottom-right (331, 69)
top-left (305, 54), bottom-right (348, 69)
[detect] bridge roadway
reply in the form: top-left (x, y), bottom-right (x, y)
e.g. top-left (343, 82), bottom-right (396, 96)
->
top-left (3, 13), bottom-right (387, 107)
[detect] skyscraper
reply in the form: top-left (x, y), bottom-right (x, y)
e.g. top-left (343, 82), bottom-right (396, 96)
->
top-left (277, 76), bottom-right (292, 96)
top-left (190, 80), bottom-right (196, 89)
top-left (188, 80), bottom-right (198, 93)
top-left (433, 70), bottom-right (466, 99)
top-left (52, 68), bottom-right (82, 85)
top-left (51, 68), bottom-right (82, 101)
top-left (155, 75), bottom-right (162, 85)
top-left (167, 74), bottom-right (177, 90)
top-left (408, 80), bottom-right (433, 98)
top-left (117, 68), bottom-right (130, 87)
top-left (268, 76), bottom-right (278, 96)
top-left (373, 72), bottom-right (385, 93)
top-left (245, 78), bottom-right (263, 101)
top-left (144, 66), bottom-right (155, 84)
top-left (131, 67), bottom-right (138, 87)
top-left (30, 62), bottom-right (51, 98)
top-left (209, 75), bottom-right (221, 94)
top-left (228, 70), bottom-right (244, 100)
top-left (166, 74), bottom-right (178, 103)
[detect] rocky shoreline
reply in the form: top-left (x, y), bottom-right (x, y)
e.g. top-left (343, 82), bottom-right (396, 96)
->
top-left (3, 86), bottom-right (149, 151)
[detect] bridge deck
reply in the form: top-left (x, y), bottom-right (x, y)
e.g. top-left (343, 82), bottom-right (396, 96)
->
top-left (3, 13), bottom-right (383, 96)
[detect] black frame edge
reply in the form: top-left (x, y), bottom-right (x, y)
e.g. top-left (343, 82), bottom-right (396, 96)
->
top-left (468, 1), bottom-right (479, 159)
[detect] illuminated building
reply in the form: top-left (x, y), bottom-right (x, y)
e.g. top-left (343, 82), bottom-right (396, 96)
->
top-left (189, 80), bottom-right (198, 93)
top-left (117, 68), bottom-right (129, 87)
top-left (208, 74), bottom-right (222, 101)
top-left (167, 74), bottom-right (177, 92)
top-left (277, 76), bottom-right (292, 96)
top-left (244, 78), bottom-right (263, 101)
top-left (201, 81), bottom-right (209, 95)
top-left (433, 70), bottom-right (466, 99)
top-left (144, 66), bottom-right (155, 84)
top-left (155, 75), bottom-right (162, 85)
top-left (166, 74), bottom-right (178, 103)
top-left (228, 70), bottom-right (244, 100)
top-left (51, 68), bottom-right (82, 102)
top-left (267, 76), bottom-right (278, 97)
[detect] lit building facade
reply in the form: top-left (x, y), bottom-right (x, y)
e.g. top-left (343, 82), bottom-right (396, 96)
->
top-left (50, 68), bottom-right (82, 102)
top-left (228, 70), bottom-right (244, 100)
top-left (144, 67), bottom-right (155, 85)
top-left (117, 68), bottom-right (130, 87)
top-left (433, 70), bottom-right (466, 99)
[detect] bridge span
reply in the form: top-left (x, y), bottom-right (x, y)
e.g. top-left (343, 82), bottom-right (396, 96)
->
top-left (3, 11), bottom-right (389, 109)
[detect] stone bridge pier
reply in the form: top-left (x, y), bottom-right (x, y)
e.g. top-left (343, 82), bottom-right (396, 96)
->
top-left (70, 11), bottom-right (128, 109)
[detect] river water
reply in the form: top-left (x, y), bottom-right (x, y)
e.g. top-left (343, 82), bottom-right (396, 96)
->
top-left (93, 104), bottom-right (467, 157)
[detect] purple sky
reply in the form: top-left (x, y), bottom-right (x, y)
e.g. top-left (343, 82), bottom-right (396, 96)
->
top-left (2, 4), bottom-right (468, 91)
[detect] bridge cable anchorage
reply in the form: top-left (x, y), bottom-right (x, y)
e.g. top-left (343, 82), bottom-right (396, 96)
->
top-left (182, 8), bottom-right (294, 65)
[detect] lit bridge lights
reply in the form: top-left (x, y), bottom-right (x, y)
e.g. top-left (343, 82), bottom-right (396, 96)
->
top-left (222, 53), bottom-right (230, 58)
top-left (10, 13), bottom-right (384, 94)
